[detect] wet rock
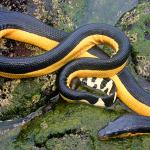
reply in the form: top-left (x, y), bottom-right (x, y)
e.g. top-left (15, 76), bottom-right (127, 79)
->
top-left (0, 74), bottom-right (57, 120)
top-left (6, 103), bottom-right (122, 149)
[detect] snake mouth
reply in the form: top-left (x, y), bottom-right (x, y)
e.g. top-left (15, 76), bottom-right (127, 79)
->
top-left (98, 114), bottom-right (150, 140)
top-left (98, 128), bottom-right (150, 140)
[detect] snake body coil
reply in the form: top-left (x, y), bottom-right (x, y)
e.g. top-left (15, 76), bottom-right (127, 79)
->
top-left (0, 11), bottom-right (130, 107)
top-left (0, 11), bottom-right (150, 138)
top-left (0, 11), bottom-right (129, 74)
top-left (73, 48), bottom-right (150, 138)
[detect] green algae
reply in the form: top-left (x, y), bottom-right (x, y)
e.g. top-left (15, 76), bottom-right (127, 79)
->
top-left (1, 102), bottom-right (148, 150)
top-left (45, 133), bottom-right (94, 150)
top-left (0, 74), bottom-right (57, 120)
top-left (44, 0), bottom-right (87, 31)
top-left (9, 102), bottom-right (123, 149)
top-left (119, 2), bottom-right (150, 55)
top-left (118, 1), bottom-right (150, 80)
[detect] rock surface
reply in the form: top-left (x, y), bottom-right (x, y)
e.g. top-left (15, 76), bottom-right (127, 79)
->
top-left (118, 1), bottom-right (150, 81)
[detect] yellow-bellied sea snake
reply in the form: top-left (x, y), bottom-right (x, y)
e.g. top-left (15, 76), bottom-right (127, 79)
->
top-left (0, 11), bottom-right (150, 139)
top-left (0, 11), bottom-right (129, 108)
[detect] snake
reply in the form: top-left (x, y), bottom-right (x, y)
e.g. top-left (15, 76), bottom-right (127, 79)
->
top-left (0, 11), bottom-right (150, 138)
top-left (72, 47), bottom-right (150, 139)
top-left (59, 44), bottom-right (150, 116)
top-left (0, 10), bottom-right (130, 108)
top-left (98, 114), bottom-right (150, 139)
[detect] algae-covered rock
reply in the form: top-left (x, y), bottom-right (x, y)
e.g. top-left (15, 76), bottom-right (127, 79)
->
top-left (2, 102), bottom-right (149, 150)
top-left (0, 74), bottom-right (57, 120)
top-left (5, 103), bottom-right (124, 149)
top-left (118, 1), bottom-right (150, 80)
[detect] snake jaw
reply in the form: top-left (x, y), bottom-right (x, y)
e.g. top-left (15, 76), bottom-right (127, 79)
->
top-left (94, 98), bottom-right (105, 107)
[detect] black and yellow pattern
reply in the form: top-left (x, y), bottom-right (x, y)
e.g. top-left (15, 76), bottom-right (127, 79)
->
top-left (0, 11), bottom-right (150, 117)
top-left (0, 10), bottom-right (150, 139)
top-left (0, 11), bottom-right (130, 108)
